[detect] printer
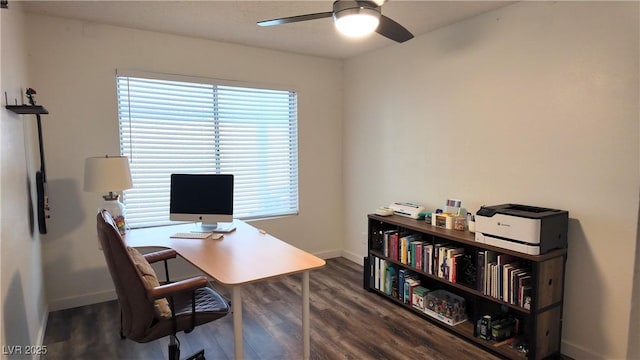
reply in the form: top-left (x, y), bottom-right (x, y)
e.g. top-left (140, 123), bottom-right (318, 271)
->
top-left (389, 202), bottom-right (426, 219)
top-left (475, 204), bottom-right (568, 255)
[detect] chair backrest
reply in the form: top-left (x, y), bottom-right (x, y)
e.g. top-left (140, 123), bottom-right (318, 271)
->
top-left (96, 209), bottom-right (156, 341)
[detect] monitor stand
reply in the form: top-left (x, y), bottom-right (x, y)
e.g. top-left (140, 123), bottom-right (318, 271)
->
top-left (193, 222), bottom-right (236, 233)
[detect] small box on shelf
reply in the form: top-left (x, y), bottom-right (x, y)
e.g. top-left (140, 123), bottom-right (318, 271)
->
top-left (412, 286), bottom-right (430, 311)
top-left (424, 289), bottom-right (467, 326)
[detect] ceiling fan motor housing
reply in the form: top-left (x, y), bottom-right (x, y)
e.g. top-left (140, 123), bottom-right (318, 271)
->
top-left (333, 1), bottom-right (381, 17)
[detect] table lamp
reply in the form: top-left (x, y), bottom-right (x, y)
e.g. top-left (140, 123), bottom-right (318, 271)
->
top-left (84, 155), bottom-right (133, 235)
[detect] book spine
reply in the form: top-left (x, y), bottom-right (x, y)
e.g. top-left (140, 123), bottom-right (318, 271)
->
top-left (477, 251), bottom-right (485, 292)
top-left (383, 231), bottom-right (389, 257)
top-left (401, 237), bottom-right (408, 264)
top-left (376, 258), bottom-right (380, 291)
top-left (399, 269), bottom-right (406, 302)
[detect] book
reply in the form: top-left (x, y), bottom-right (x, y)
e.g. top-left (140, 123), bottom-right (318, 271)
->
top-left (405, 277), bottom-right (420, 304)
top-left (380, 260), bottom-right (388, 293)
top-left (410, 240), bottom-right (423, 268)
top-left (502, 263), bottom-right (517, 301)
top-left (374, 256), bottom-right (380, 290)
top-left (450, 253), bottom-right (463, 283)
top-left (391, 232), bottom-right (400, 261)
top-left (496, 254), bottom-right (517, 300)
top-left (424, 244), bottom-right (433, 274)
top-left (400, 234), bottom-right (421, 265)
top-left (415, 242), bottom-right (422, 270)
top-left (445, 247), bottom-right (464, 281)
top-left (476, 251), bottom-right (485, 292)
top-left (509, 268), bottom-right (526, 304)
top-left (400, 236), bottom-right (409, 264)
top-left (383, 230), bottom-right (395, 257)
top-left (517, 275), bottom-right (532, 308)
top-left (398, 269), bottom-right (407, 301)
top-left (513, 270), bottom-right (528, 305)
top-left (436, 243), bottom-right (452, 278)
top-left (491, 263), bottom-right (498, 298)
top-left (484, 251), bottom-right (497, 296)
top-left (433, 242), bottom-right (448, 278)
top-left (385, 265), bottom-right (397, 297)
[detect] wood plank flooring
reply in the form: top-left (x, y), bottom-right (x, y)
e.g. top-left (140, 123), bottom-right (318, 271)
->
top-left (42, 257), bottom-right (501, 360)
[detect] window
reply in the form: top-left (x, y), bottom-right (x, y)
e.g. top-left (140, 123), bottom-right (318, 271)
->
top-left (116, 71), bottom-right (299, 228)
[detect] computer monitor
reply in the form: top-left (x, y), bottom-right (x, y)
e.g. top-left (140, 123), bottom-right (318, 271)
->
top-left (169, 173), bottom-right (236, 232)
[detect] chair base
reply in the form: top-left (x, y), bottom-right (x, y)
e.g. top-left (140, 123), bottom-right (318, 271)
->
top-left (169, 335), bottom-right (205, 360)
top-left (184, 349), bottom-right (204, 360)
top-left (168, 346), bottom-right (204, 360)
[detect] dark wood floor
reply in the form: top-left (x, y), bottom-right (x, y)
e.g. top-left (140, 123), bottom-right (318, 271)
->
top-left (42, 257), bottom-right (501, 360)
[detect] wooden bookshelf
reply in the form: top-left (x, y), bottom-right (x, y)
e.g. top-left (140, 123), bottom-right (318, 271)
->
top-left (365, 214), bottom-right (567, 360)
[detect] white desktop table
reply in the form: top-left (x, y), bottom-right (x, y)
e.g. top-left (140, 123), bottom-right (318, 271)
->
top-left (124, 220), bottom-right (326, 359)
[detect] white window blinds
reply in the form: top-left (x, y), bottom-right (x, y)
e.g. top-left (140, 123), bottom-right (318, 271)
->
top-left (116, 73), bottom-right (299, 228)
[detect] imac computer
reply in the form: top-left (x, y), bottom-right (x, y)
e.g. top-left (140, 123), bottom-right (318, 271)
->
top-left (169, 173), bottom-right (236, 233)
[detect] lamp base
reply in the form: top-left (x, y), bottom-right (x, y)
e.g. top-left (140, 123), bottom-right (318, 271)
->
top-left (103, 195), bottom-right (126, 235)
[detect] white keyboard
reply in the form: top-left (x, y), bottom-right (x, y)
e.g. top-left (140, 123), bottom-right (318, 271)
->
top-left (170, 232), bottom-right (223, 240)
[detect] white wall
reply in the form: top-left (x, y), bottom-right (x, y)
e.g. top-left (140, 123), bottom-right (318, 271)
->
top-left (1, 2), bottom-right (49, 355)
top-left (343, 2), bottom-right (638, 360)
top-left (24, 14), bottom-right (344, 311)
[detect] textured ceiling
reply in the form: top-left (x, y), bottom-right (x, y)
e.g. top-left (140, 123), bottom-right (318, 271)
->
top-left (22, 1), bottom-right (514, 59)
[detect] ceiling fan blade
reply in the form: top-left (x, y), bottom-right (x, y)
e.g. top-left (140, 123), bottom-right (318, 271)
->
top-left (376, 14), bottom-right (414, 43)
top-left (257, 11), bottom-right (333, 27)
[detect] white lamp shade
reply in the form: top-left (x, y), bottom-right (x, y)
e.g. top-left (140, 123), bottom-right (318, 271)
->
top-left (84, 156), bottom-right (133, 193)
top-left (334, 7), bottom-right (380, 37)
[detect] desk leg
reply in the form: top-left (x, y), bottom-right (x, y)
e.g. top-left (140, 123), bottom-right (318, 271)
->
top-left (302, 271), bottom-right (310, 360)
top-left (232, 286), bottom-right (243, 359)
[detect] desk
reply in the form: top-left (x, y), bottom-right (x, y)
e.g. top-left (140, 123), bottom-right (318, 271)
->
top-left (124, 220), bottom-right (326, 359)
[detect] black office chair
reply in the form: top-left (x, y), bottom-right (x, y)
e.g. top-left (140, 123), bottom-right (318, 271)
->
top-left (96, 209), bottom-right (230, 360)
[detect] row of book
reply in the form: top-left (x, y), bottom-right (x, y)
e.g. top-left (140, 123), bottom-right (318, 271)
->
top-left (370, 255), bottom-right (422, 304)
top-left (381, 230), bottom-right (468, 284)
top-left (478, 251), bottom-right (532, 309)
top-left (381, 230), bottom-right (423, 266)
top-left (370, 256), bottom-right (468, 326)
top-left (374, 241), bottom-right (533, 309)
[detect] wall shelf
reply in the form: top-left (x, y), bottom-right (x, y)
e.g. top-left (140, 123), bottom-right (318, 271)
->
top-left (6, 104), bottom-right (49, 115)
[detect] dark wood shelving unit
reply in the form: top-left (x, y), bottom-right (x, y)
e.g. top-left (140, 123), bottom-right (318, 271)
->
top-left (365, 214), bottom-right (567, 360)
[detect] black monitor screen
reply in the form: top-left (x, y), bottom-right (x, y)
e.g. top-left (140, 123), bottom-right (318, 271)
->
top-left (169, 174), bottom-right (234, 223)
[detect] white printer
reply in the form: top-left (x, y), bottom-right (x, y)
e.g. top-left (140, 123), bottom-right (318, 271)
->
top-left (475, 204), bottom-right (568, 255)
top-left (389, 202), bottom-right (425, 219)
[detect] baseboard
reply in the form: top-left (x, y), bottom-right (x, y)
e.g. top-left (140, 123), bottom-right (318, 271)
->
top-left (313, 249), bottom-right (342, 260)
top-left (562, 339), bottom-right (604, 360)
top-left (341, 249), bottom-right (364, 265)
top-left (47, 288), bottom-right (117, 312)
top-left (36, 303), bottom-right (49, 360)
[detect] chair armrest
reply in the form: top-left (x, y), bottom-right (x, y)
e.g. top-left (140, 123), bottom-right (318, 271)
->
top-left (147, 276), bottom-right (209, 301)
top-left (143, 249), bottom-right (177, 264)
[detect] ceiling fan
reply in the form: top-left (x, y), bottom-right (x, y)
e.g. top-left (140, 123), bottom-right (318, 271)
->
top-left (257, 0), bottom-right (414, 43)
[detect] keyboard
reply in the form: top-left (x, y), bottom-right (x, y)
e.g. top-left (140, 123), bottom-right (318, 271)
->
top-left (170, 232), bottom-right (223, 240)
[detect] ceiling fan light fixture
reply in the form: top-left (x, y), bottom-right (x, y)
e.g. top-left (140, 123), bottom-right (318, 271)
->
top-left (334, 7), bottom-right (381, 38)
